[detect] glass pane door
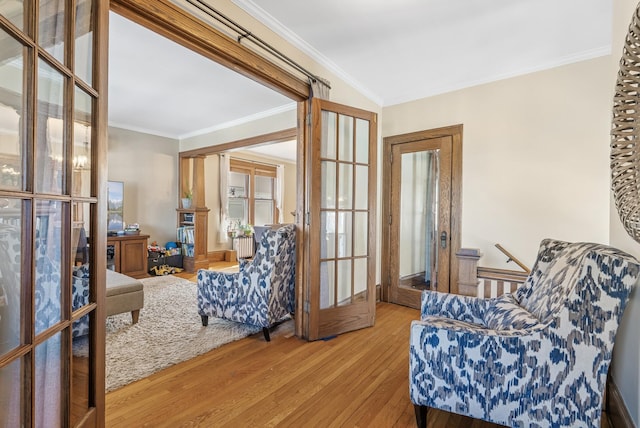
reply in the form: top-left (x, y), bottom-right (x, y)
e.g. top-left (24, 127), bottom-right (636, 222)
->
top-left (0, 1), bottom-right (106, 425)
top-left (307, 99), bottom-right (377, 340)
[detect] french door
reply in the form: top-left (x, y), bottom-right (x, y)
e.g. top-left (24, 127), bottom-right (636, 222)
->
top-left (0, 1), bottom-right (108, 426)
top-left (303, 99), bottom-right (377, 341)
top-left (382, 126), bottom-right (462, 309)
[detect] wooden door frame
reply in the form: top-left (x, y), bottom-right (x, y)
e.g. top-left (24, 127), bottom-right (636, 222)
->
top-left (381, 125), bottom-right (463, 301)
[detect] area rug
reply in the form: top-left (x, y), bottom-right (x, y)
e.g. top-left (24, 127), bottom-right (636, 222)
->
top-left (91, 275), bottom-right (260, 392)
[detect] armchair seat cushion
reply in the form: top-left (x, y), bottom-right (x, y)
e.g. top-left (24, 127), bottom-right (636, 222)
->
top-left (484, 293), bottom-right (540, 331)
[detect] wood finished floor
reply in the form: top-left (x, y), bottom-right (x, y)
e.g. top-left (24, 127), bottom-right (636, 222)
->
top-left (107, 265), bottom-right (611, 428)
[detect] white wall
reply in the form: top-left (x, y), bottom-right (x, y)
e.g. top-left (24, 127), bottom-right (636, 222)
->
top-left (610, 1), bottom-right (640, 425)
top-left (383, 56), bottom-right (612, 269)
top-left (107, 127), bottom-right (179, 247)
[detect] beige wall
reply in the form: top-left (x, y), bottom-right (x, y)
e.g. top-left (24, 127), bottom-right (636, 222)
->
top-left (610, 1), bottom-right (640, 425)
top-left (383, 56), bottom-right (612, 269)
top-left (107, 127), bottom-right (179, 247)
top-left (181, 108), bottom-right (296, 152)
top-left (205, 151), bottom-right (296, 252)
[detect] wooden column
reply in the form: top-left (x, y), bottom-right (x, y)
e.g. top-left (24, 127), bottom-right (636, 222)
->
top-left (192, 156), bottom-right (206, 208)
top-left (180, 156), bottom-right (191, 199)
top-left (178, 155), bottom-right (209, 272)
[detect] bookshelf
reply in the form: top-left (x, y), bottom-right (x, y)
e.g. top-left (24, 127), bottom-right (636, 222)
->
top-left (176, 208), bottom-right (209, 273)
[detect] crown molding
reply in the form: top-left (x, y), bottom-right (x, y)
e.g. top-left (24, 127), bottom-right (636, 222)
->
top-left (232, 0), bottom-right (383, 106)
top-left (178, 102), bottom-right (297, 140)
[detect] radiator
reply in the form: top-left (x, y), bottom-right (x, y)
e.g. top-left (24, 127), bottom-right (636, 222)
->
top-left (233, 236), bottom-right (255, 258)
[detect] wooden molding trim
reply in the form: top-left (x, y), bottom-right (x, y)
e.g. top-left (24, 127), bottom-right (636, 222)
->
top-left (607, 377), bottom-right (635, 428)
top-left (110, 0), bottom-right (308, 101)
top-left (207, 250), bottom-right (227, 262)
top-left (180, 128), bottom-right (298, 158)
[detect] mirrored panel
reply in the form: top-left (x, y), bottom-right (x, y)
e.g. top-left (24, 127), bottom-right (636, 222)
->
top-left (320, 211), bottom-right (335, 259)
top-left (0, 0), bottom-right (24, 31)
top-left (338, 163), bottom-right (352, 210)
top-left (0, 358), bottom-right (22, 427)
top-left (72, 87), bottom-right (92, 197)
top-left (353, 212), bottom-right (367, 257)
top-left (320, 111), bottom-right (336, 160)
top-left (338, 115), bottom-right (353, 162)
top-left (0, 198), bottom-right (22, 355)
top-left (353, 258), bottom-right (367, 298)
top-left (355, 118), bottom-right (369, 164)
top-left (0, 31), bottom-right (24, 191)
top-left (35, 199), bottom-right (63, 334)
top-left (320, 161), bottom-right (335, 209)
top-left (35, 332), bottom-right (62, 428)
top-left (399, 150), bottom-right (439, 290)
top-left (36, 59), bottom-right (65, 194)
top-left (71, 314), bottom-right (90, 426)
top-left (337, 260), bottom-right (352, 307)
top-left (337, 211), bottom-right (352, 258)
top-left (39, 0), bottom-right (66, 64)
top-left (319, 261), bottom-right (335, 310)
top-left (354, 165), bottom-right (368, 210)
top-left (74, 0), bottom-right (93, 85)
top-left (72, 202), bottom-right (90, 312)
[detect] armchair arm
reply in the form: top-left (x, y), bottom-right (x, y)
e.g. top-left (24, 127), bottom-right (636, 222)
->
top-left (421, 290), bottom-right (490, 325)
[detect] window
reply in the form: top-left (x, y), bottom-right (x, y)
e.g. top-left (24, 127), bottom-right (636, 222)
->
top-left (228, 158), bottom-right (278, 226)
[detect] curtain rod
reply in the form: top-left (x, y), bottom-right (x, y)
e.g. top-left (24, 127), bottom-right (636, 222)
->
top-left (186, 0), bottom-right (331, 90)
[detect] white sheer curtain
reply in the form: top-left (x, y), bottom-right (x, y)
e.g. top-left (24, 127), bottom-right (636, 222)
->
top-left (218, 154), bottom-right (230, 243)
top-left (275, 164), bottom-right (284, 223)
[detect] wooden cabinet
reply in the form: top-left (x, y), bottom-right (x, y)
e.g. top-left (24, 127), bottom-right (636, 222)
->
top-left (107, 234), bottom-right (150, 278)
top-left (177, 208), bottom-right (209, 273)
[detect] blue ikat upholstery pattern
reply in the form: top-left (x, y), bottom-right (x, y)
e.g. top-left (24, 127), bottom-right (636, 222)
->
top-left (71, 264), bottom-right (91, 337)
top-left (409, 238), bottom-right (640, 427)
top-left (197, 224), bottom-right (296, 329)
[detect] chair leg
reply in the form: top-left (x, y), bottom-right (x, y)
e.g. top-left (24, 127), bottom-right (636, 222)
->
top-left (414, 405), bottom-right (427, 428)
top-left (262, 327), bottom-right (271, 342)
top-left (131, 309), bottom-right (140, 324)
top-left (201, 315), bottom-right (208, 326)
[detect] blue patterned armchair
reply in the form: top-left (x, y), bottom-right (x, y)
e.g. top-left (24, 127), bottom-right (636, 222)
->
top-left (197, 224), bottom-right (296, 341)
top-left (410, 239), bottom-right (640, 428)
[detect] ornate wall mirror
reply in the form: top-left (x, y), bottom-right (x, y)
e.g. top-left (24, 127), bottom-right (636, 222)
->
top-left (612, 6), bottom-right (640, 243)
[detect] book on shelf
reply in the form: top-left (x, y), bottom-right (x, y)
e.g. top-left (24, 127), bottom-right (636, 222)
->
top-left (177, 226), bottom-right (195, 245)
top-left (181, 243), bottom-right (195, 257)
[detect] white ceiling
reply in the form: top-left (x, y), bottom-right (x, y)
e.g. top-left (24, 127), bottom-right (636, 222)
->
top-left (108, 0), bottom-right (612, 141)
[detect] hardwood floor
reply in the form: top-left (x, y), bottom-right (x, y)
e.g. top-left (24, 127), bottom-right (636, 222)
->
top-left (106, 266), bottom-right (612, 428)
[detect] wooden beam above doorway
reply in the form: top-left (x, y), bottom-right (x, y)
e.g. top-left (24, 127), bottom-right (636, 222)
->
top-left (110, 0), bottom-right (309, 101)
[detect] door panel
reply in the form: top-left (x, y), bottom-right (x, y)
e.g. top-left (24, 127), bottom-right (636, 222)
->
top-left (0, 1), bottom-right (107, 426)
top-left (389, 137), bottom-right (452, 309)
top-left (306, 99), bottom-right (377, 340)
